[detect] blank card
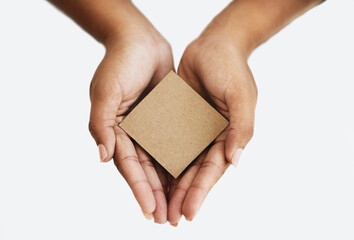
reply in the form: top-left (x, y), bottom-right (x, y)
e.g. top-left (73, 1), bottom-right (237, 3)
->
top-left (119, 71), bottom-right (229, 178)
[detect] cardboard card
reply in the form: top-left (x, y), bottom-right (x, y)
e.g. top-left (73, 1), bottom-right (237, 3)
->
top-left (119, 71), bottom-right (229, 178)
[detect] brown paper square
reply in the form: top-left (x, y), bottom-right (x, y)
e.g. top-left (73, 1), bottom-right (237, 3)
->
top-left (119, 71), bottom-right (229, 178)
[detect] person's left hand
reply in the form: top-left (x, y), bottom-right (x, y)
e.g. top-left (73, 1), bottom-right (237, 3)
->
top-left (168, 19), bottom-right (258, 226)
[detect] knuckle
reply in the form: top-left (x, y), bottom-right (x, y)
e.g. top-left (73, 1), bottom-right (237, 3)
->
top-left (231, 124), bottom-right (254, 141)
top-left (114, 155), bottom-right (139, 169)
top-left (189, 183), bottom-right (208, 193)
top-left (139, 156), bottom-right (154, 168)
top-left (88, 119), bottom-right (115, 135)
top-left (240, 126), bottom-right (255, 140)
top-left (152, 188), bottom-right (164, 194)
top-left (88, 122), bottom-right (97, 135)
top-left (130, 179), bottom-right (150, 189)
top-left (201, 160), bottom-right (226, 176)
top-left (120, 155), bottom-right (140, 163)
top-left (88, 121), bottom-right (102, 136)
top-left (175, 185), bottom-right (188, 193)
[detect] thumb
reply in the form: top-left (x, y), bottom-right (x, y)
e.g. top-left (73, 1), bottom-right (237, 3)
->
top-left (224, 87), bottom-right (256, 167)
top-left (88, 61), bottom-right (123, 163)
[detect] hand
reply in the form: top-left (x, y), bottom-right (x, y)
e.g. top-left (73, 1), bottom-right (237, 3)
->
top-left (168, 12), bottom-right (258, 225)
top-left (50, 0), bottom-right (322, 226)
top-left (88, 2), bottom-right (174, 223)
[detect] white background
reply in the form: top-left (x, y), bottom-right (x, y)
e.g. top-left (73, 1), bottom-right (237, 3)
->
top-left (0, 0), bottom-right (353, 239)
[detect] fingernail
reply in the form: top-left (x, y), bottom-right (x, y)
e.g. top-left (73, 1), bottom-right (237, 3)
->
top-left (143, 212), bottom-right (154, 220)
top-left (98, 144), bottom-right (107, 162)
top-left (170, 223), bottom-right (178, 227)
top-left (231, 148), bottom-right (243, 167)
top-left (185, 217), bottom-right (193, 222)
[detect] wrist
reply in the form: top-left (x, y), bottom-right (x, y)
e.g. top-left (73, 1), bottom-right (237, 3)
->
top-left (199, 0), bottom-right (323, 58)
top-left (198, 29), bottom-right (254, 60)
top-left (101, 1), bottom-right (163, 50)
top-left (99, 0), bottom-right (136, 47)
top-left (198, 3), bottom-right (259, 59)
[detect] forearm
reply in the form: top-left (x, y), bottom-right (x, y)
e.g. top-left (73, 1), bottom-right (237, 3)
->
top-left (202, 0), bottom-right (324, 57)
top-left (48, 0), bottom-right (136, 45)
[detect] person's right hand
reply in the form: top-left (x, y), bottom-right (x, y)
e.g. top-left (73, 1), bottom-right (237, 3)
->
top-left (88, 1), bottom-right (174, 223)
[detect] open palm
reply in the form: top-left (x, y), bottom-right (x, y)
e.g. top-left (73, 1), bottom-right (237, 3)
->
top-left (88, 5), bottom-right (174, 223)
top-left (168, 37), bottom-right (257, 225)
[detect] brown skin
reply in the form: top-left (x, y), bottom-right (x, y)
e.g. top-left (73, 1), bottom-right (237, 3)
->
top-left (49, 0), bottom-right (323, 226)
top-left (49, 0), bottom-right (174, 223)
top-left (168, 0), bottom-right (323, 224)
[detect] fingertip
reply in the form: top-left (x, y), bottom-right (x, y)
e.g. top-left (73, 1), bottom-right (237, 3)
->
top-left (170, 222), bottom-right (178, 227)
top-left (182, 211), bottom-right (197, 223)
top-left (225, 130), bottom-right (238, 164)
top-left (182, 184), bottom-right (208, 221)
top-left (185, 217), bottom-right (193, 222)
top-left (152, 193), bottom-right (168, 224)
top-left (182, 200), bottom-right (200, 222)
top-left (98, 144), bottom-right (107, 162)
top-left (143, 212), bottom-right (154, 221)
top-left (138, 192), bottom-right (156, 217)
top-left (154, 216), bottom-right (167, 224)
top-left (105, 139), bottom-right (116, 162)
top-left (225, 130), bottom-right (245, 167)
top-left (141, 200), bottom-right (156, 220)
top-left (168, 190), bottom-right (185, 225)
top-left (90, 125), bottom-right (116, 162)
top-left (231, 148), bottom-right (243, 167)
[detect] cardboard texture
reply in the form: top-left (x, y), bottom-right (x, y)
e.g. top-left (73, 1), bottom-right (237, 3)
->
top-left (119, 71), bottom-right (229, 178)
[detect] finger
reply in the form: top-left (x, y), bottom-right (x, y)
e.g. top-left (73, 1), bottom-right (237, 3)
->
top-left (224, 78), bottom-right (257, 167)
top-left (168, 150), bottom-right (207, 201)
top-left (135, 145), bottom-right (167, 224)
top-left (155, 162), bottom-right (168, 196)
top-left (182, 141), bottom-right (229, 221)
top-left (114, 128), bottom-right (156, 218)
top-left (168, 176), bottom-right (180, 203)
top-left (168, 152), bottom-right (206, 226)
top-left (89, 55), bottom-right (123, 163)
